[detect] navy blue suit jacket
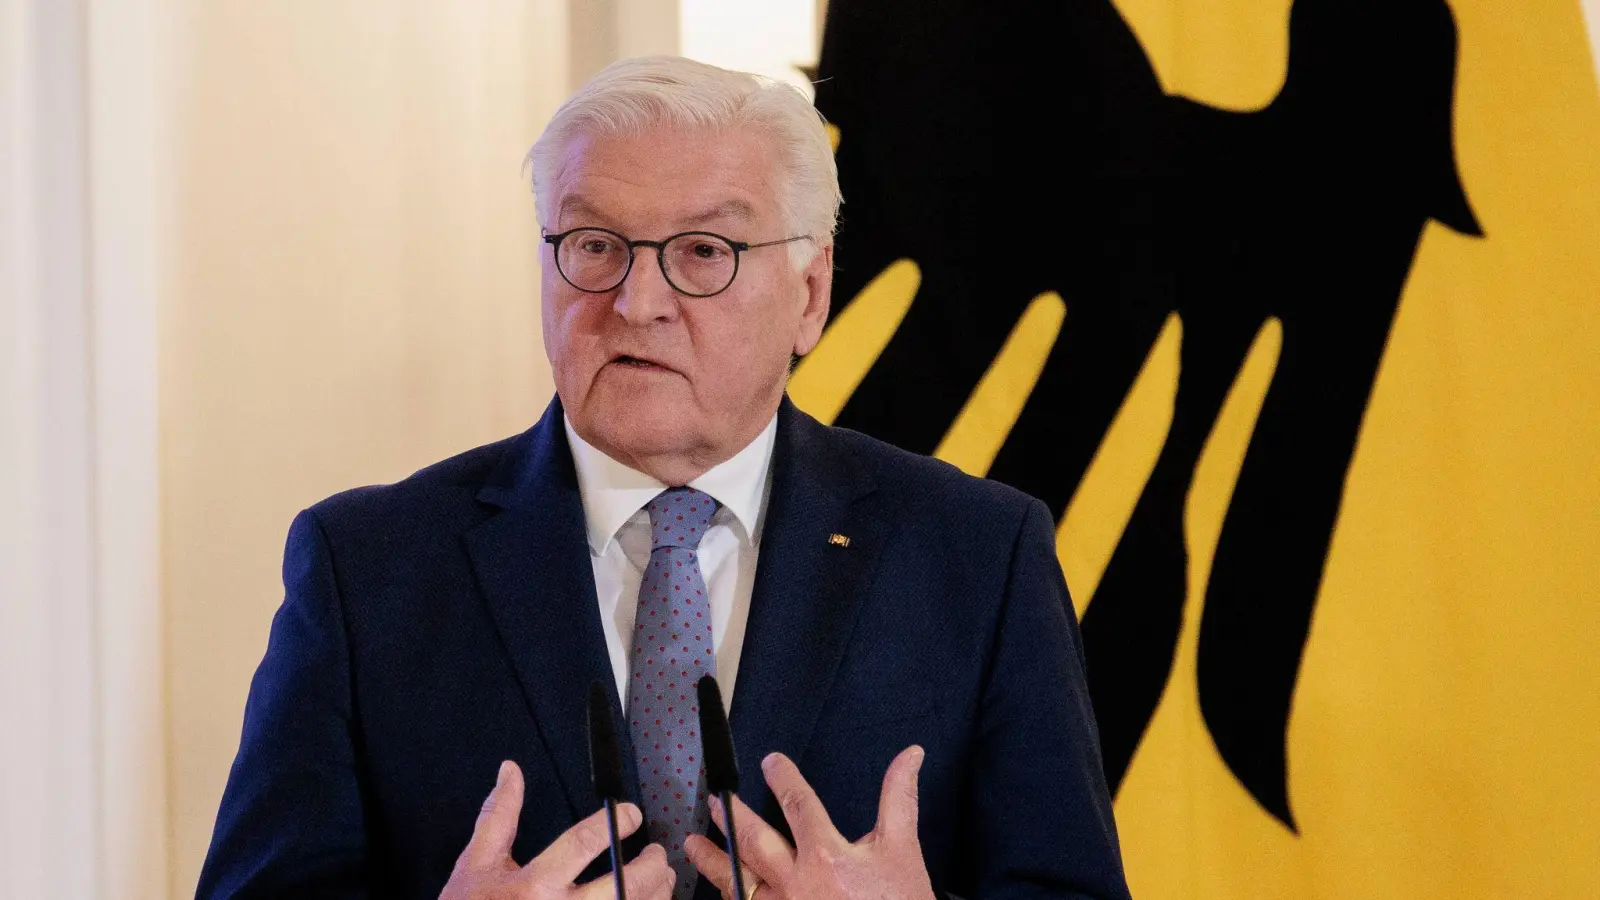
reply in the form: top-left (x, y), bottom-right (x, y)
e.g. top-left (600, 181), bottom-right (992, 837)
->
top-left (196, 397), bottom-right (1129, 900)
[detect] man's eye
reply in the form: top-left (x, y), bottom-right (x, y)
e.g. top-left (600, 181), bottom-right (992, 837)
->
top-left (691, 242), bottom-right (726, 259)
top-left (579, 239), bottom-right (613, 254)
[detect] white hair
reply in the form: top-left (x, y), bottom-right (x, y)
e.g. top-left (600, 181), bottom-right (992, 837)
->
top-left (526, 56), bottom-right (840, 267)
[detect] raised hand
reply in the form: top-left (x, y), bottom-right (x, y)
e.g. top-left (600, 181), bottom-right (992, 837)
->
top-left (684, 746), bottom-right (935, 900)
top-left (440, 761), bottom-right (677, 900)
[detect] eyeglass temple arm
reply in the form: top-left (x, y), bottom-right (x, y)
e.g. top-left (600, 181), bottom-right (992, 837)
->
top-left (742, 234), bottom-right (815, 251)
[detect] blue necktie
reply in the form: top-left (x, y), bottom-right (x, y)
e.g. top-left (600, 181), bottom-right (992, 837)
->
top-left (627, 487), bottom-right (719, 900)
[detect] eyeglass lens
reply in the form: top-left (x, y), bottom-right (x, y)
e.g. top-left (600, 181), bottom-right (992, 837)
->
top-left (556, 229), bottom-right (739, 296)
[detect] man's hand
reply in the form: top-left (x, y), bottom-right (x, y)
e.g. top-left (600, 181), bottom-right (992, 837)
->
top-left (683, 746), bottom-right (935, 900)
top-left (440, 761), bottom-right (676, 900)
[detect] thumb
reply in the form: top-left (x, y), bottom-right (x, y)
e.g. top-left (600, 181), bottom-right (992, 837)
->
top-left (873, 746), bottom-right (924, 845)
top-left (459, 760), bottom-right (525, 871)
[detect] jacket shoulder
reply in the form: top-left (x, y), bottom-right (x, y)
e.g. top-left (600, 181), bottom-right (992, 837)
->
top-left (825, 423), bottom-right (1043, 525)
top-left (303, 430), bottom-right (526, 536)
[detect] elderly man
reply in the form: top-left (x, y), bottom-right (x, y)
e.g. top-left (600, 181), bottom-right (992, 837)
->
top-left (196, 57), bottom-right (1129, 900)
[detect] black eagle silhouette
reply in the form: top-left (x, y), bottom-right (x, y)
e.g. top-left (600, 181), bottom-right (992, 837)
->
top-left (813, 0), bottom-right (1482, 830)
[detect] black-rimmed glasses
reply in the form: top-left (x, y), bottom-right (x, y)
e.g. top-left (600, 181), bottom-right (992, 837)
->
top-left (542, 227), bottom-right (813, 298)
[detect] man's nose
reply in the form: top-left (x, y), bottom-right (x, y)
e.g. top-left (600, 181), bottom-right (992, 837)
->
top-left (612, 247), bottom-right (681, 325)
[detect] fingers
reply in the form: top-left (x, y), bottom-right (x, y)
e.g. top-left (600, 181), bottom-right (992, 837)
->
top-left (762, 753), bottom-right (841, 852)
top-left (612, 802), bottom-right (644, 840)
top-left (527, 801), bottom-right (643, 887)
top-left (459, 761), bottom-right (525, 871)
top-left (874, 745), bottom-right (925, 844)
top-left (683, 833), bottom-right (734, 896)
top-left (709, 793), bottom-right (795, 886)
top-left (619, 844), bottom-right (676, 900)
top-left (575, 843), bottom-right (675, 900)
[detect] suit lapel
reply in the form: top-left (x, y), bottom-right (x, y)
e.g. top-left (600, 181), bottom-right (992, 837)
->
top-left (465, 398), bottom-right (627, 820)
top-left (727, 398), bottom-right (891, 824)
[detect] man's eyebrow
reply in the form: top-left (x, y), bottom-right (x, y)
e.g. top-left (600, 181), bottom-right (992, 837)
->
top-left (555, 196), bottom-right (757, 232)
top-left (679, 200), bottom-right (757, 229)
top-left (555, 196), bottom-right (614, 228)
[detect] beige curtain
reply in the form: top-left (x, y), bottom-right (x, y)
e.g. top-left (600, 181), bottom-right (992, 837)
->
top-left (160, 1), bottom-right (573, 895)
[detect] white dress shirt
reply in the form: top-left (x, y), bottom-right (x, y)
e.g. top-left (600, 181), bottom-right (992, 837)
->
top-left (564, 414), bottom-right (777, 708)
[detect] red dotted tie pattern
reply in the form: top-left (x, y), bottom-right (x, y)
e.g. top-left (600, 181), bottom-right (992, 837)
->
top-left (627, 487), bottom-right (719, 900)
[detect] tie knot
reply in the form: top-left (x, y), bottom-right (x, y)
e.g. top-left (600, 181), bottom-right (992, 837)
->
top-left (645, 487), bottom-right (719, 550)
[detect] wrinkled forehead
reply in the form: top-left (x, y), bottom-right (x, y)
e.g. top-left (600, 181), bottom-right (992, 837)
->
top-left (549, 126), bottom-right (785, 235)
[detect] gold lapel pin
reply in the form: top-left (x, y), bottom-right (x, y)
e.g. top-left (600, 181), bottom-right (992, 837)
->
top-left (828, 533), bottom-right (851, 548)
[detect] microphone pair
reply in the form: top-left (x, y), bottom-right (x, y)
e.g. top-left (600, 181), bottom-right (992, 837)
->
top-left (587, 675), bottom-right (745, 900)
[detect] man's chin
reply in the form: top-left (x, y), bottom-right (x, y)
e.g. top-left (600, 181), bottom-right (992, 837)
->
top-left (580, 405), bottom-right (703, 468)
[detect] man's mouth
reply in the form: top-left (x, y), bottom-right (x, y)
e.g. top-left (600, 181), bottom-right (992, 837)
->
top-left (610, 354), bottom-right (671, 371)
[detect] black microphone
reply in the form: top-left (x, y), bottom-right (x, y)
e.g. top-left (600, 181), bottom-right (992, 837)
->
top-left (587, 679), bottom-right (628, 900)
top-left (696, 675), bottom-right (746, 900)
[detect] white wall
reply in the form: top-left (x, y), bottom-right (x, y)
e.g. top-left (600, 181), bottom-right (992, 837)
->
top-left (1, 1), bottom-right (165, 899)
top-left (87, 0), bottom-right (168, 897)
top-left (0, 4), bottom-right (99, 900)
top-left (681, 0), bottom-right (819, 96)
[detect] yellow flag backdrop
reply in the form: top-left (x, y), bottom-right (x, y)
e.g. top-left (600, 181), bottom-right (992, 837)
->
top-left (797, 1), bottom-right (1600, 897)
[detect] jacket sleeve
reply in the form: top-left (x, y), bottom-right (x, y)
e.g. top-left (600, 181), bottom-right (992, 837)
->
top-left (194, 509), bottom-right (371, 900)
top-left (963, 498), bottom-right (1131, 900)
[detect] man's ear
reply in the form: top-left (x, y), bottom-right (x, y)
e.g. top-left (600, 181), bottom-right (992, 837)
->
top-left (793, 242), bottom-right (834, 357)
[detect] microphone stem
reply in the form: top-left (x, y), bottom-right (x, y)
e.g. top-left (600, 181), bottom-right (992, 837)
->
top-left (721, 790), bottom-right (747, 900)
top-left (605, 798), bottom-right (627, 900)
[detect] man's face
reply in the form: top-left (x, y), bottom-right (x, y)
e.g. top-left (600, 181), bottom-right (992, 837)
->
top-left (542, 126), bottom-right (832, 480)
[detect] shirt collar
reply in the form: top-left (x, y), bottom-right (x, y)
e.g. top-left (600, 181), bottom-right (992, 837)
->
top-left (563, 412), bottom-right (778, 556)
